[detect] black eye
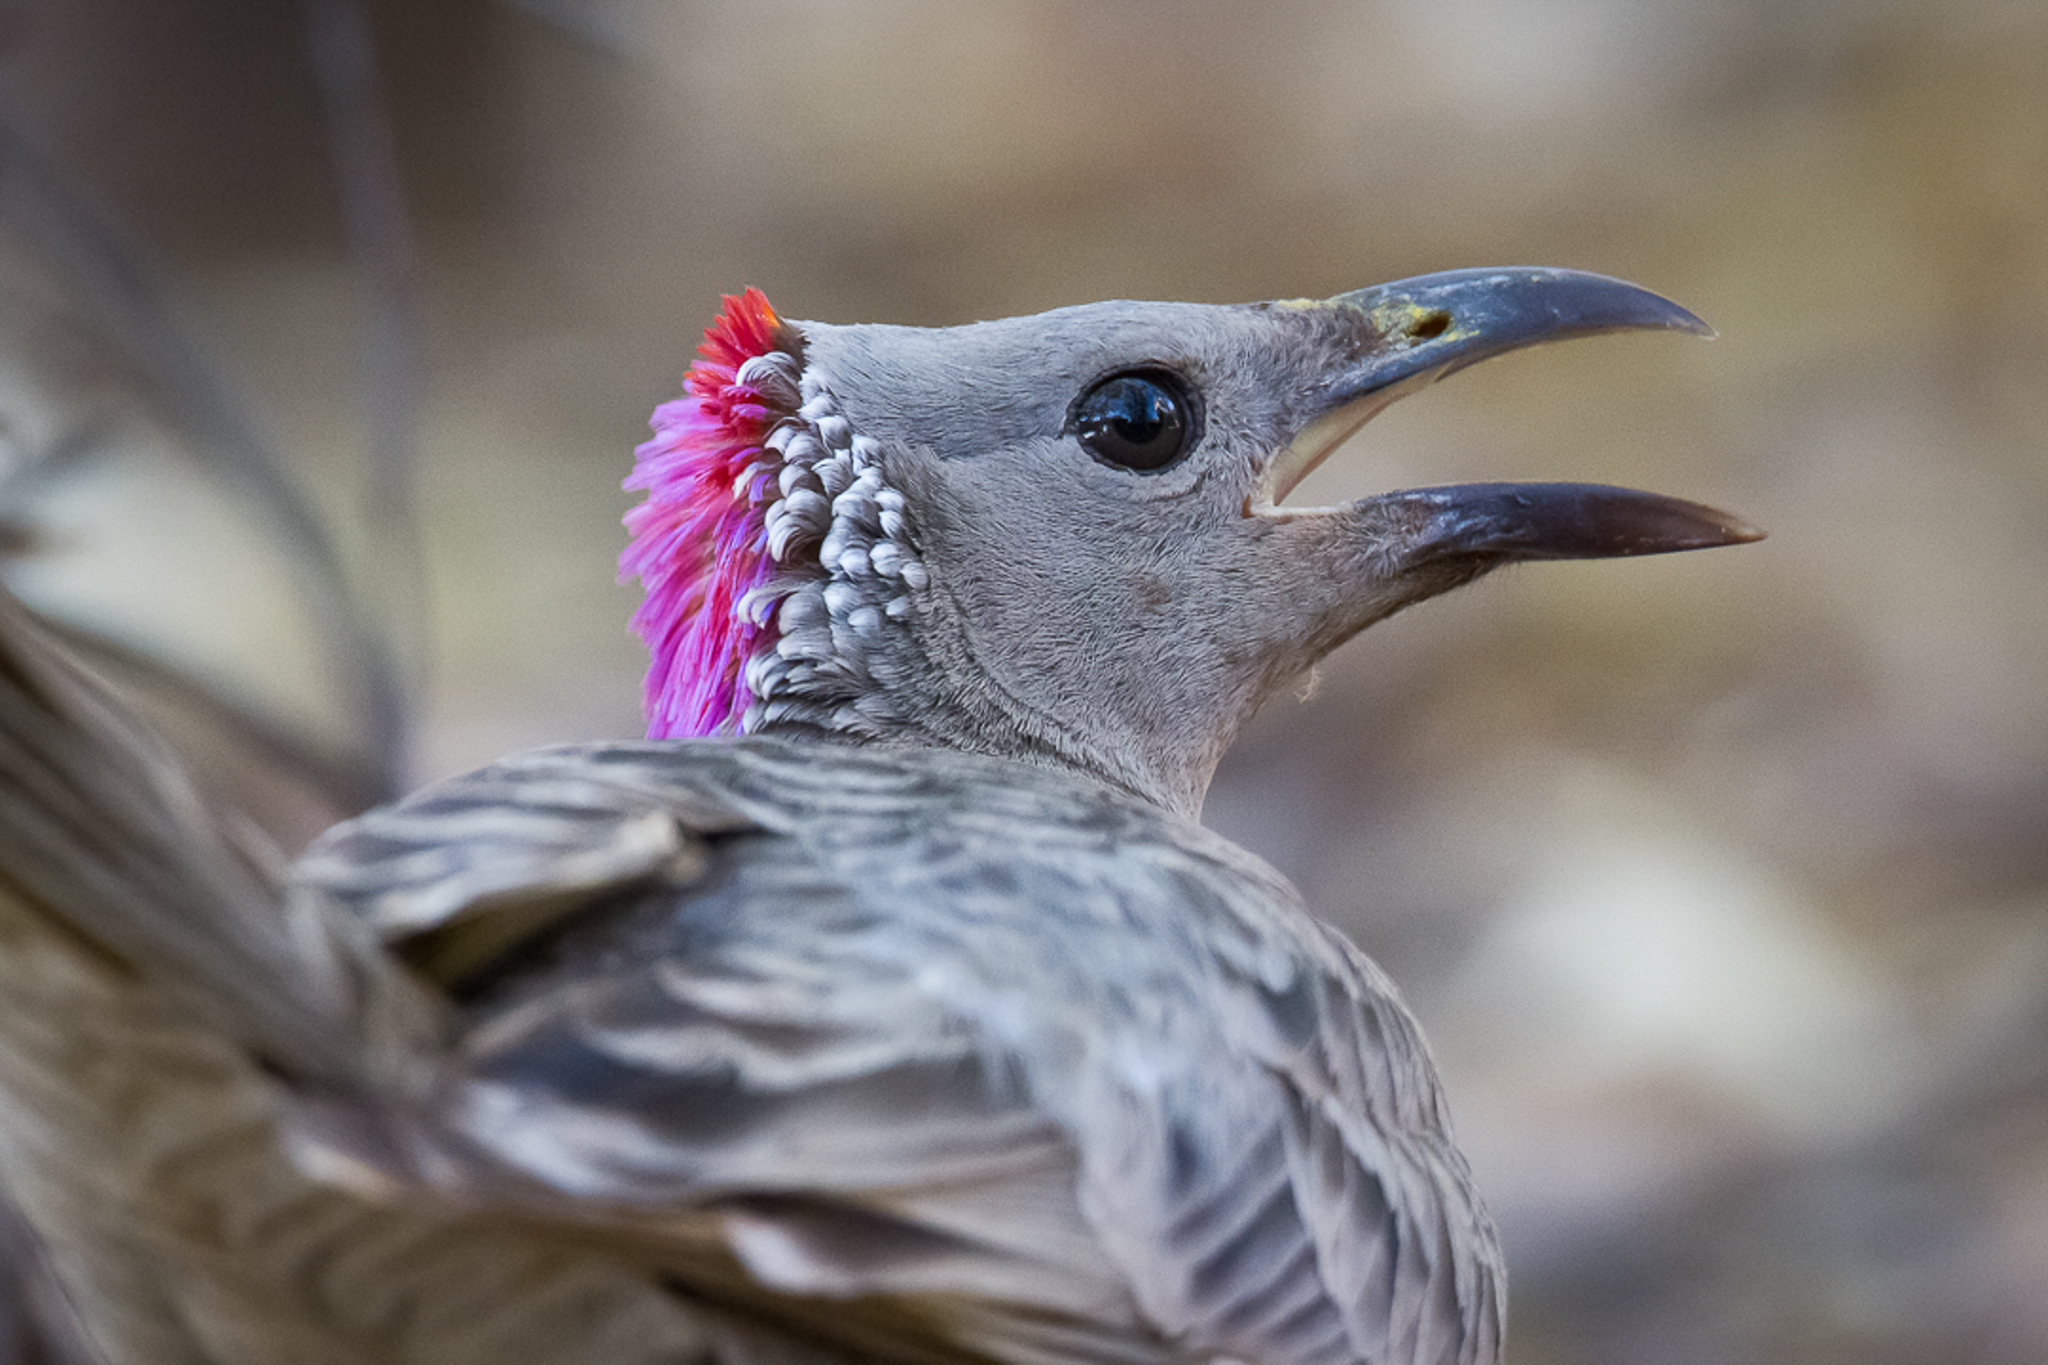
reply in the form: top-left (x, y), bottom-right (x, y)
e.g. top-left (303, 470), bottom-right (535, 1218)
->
top-left (1071, 370), bottom-right (1195, 472)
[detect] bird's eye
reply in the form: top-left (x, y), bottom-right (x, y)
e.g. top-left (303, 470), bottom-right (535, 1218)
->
top-left (1071, 371), bottom-right (1196, 472)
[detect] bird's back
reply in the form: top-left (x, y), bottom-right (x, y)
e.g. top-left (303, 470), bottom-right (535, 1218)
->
top-left (295, 737), bottom-right (1506, 1365)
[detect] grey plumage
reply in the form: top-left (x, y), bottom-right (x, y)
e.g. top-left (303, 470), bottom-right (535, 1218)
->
top-left (312, 738), bottom-right (1500, 1364)
top-left (0, 270), bottom-right (1756, 1364)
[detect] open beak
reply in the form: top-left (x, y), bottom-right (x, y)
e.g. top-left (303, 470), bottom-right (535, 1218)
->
top-left (1261, 266), bottom-right (1760, 560)
top-left (1363, 480), bottom-right (1761, 570)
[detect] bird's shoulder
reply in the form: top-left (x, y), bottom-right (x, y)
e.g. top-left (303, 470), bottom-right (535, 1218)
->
top-left (294, 732), bottom-right (1311, 991)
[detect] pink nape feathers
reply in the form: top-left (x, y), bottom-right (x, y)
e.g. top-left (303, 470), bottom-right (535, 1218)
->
top-left (622, 288), bottom-right (797, 737)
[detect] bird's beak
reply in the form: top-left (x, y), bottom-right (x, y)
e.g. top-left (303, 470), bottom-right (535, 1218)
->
top-left (1355, 480), bottom-right (1761, 572)
top-left (1259, 266), bottom-right (1760, 560)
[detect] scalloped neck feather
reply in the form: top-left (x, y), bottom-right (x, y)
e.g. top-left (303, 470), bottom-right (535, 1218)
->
top-left (621, 288), bottom-right (798, 737)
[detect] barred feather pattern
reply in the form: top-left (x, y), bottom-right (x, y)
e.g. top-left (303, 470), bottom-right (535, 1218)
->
top-left (740, 374), bottom-right (930, 737)
top-left (296, 737), bottom-right (1506, 1365)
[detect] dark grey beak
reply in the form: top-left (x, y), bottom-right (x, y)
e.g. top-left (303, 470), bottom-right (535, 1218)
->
top-left (1327, 266), bottom-right (1712, 403)
top-left (1314, 268), bottom-right (1760, 560)
top-left (1368, 481), bottom-right (1763, 567)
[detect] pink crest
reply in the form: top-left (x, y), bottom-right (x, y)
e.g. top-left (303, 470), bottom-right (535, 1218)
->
top-left (622, 288), bottom-right (795, 737)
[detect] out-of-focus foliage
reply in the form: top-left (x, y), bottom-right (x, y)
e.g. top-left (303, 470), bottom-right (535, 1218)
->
top-left (0, 2), bottom-right (2043, 1362)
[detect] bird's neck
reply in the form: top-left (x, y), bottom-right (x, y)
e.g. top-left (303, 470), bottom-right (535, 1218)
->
top-left (753, 660), bottom-right (1234, 822)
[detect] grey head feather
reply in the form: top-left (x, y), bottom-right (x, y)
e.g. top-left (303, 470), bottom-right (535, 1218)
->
top-left (766, 301), bottom-right (1372, 818)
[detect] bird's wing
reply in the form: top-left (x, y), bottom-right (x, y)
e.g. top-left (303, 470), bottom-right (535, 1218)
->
top-left (632, 745), bottom-right (1505, 1365)
top-left (1056, 851), bottom-right (1504, 1365)
top-left (763, 759), bottom-right (1502, 1365)
top-left (289, 742), bottom-right (1166, 1365)
top-left (1227, 921), bottom-right (1504, 1365)
top-left (290, 740), bottom-right (1502, 1365)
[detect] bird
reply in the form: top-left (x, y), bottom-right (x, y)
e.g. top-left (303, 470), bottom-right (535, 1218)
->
top-left (0, 268), bottom-right (1758, 1365)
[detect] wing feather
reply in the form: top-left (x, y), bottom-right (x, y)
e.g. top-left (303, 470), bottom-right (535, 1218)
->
top-left (287, 739), bottom-right (1502, 1365)
top-left (291, 743), bottom-right (1160, 1360)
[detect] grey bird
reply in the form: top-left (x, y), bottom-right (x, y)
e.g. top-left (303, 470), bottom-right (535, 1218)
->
top-left (0, 268), bottom-right (1758, 1365)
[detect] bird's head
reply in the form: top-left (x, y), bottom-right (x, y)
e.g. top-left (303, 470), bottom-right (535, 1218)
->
top-left (624, 271), bottom-right (1758, 816)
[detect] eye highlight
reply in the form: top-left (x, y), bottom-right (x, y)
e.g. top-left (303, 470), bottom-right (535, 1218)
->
top-left (1070, 370), bottom-right (1197, 472)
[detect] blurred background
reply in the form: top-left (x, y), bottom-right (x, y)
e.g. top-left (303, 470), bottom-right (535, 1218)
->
top-left (1, 1), bottom-right (2044, 1361)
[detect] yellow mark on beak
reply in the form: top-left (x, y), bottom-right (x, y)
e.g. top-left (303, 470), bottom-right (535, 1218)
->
top-left (1361, 300), bottom-right (1461, 349)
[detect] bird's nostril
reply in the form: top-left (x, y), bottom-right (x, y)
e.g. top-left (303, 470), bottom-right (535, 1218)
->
top-left (1410, 310), bottom-right (1452, 341)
